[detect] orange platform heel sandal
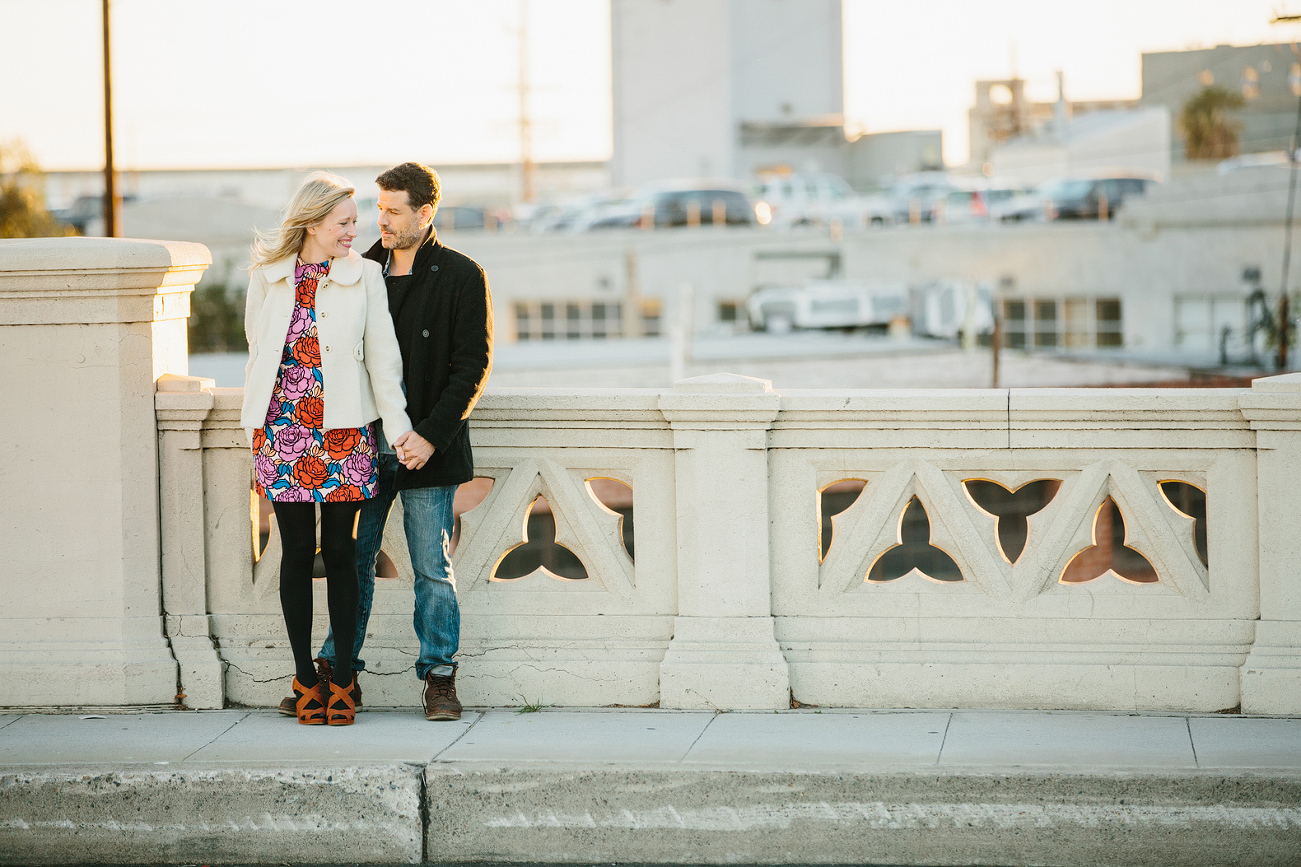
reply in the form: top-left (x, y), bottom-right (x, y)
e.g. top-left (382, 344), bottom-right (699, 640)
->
top-left (327, 678), bottom-right (357, 726)
top-left (292, 676), bottom-right (326, 725)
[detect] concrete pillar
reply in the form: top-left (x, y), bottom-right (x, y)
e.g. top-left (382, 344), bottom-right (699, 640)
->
top-left (0, 237), bottom-right (210, 706)
top-left (1239, 372), bottom-right (1301, 714)
top-left (155, 374), bottom-right (224, 709)
top-left (657, 373), bottom-right (789, 709)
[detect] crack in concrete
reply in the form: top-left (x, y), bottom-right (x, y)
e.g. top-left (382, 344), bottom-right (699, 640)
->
top-left (935, 711), bottom-right (954, 765)
top-left (683, 688), bottom-right (724, 713)
top-left (362, 666), bottom-right (419, 678)
top-left (417, 761), bottom-right (430, 861)
top-left (678, 712), bottom-right (719, 762)
top-left (1006, 388), bottom-right (1012, 450)
top-left (429, 712), bottom-right (485, 763)
top-left (177, 712), bottom-right (250, 763)
top-left (222, 661), bottom-right (291, 685)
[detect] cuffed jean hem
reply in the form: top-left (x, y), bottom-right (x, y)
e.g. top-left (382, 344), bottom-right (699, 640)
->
top-left (420, 662), bottom-right (457, 680)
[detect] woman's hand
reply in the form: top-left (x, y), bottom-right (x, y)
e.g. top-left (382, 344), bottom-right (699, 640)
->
top-left (393, 431), bottom-right (435, 470)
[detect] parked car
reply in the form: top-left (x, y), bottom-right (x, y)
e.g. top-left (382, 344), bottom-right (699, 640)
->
top-left (992, 176), bottom-right (1154, 222)
top-left (752, 172), bottom-right (890, 228)
top-left (53, 193), bottom-right (139, 233)
top-left (524, 195), bottom-right (615, 233)
top-left (569, 193), bottom-right (643, 231)
top-left (432, 205), bottom-right (503, 231)
top-left (531, 182), bottom-right (762, 232)
top-left (634, 180), bottom-right (761, 228)
top-left (1216, 151), bottom-right (1295, 174)
top-left (940, 180), bottom-right (1033, 224)
top-left (888, 172), bottom-right (955, 223)
top-left (747, 279), bottom-right (908, 333)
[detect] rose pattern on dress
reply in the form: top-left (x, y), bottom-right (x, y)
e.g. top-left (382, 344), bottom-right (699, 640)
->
top-left (340, 451), bottom-right (375, 487)
top-left (323, 427), bottom-right (361, 459)
top-left (278, 364), bottom-right (313, 401)
top-left (285, 305), bottom-right (312, 344)
top-left (255, 452), bottom-right (278, 490)
top-left (276, 486), bottom-right (313, 503)
top-left (294, 394), bottom-right (324, 428)
top-left (275, 422), bottom-right (313, 462)
top-left (253, 258), bottom-right (379, 503)
top-left (292, 334), bottom-right (321, 368)
top-left (293, 453), bottom-right (329, 489)
top-left (325, 484), bottom-right (364, 502)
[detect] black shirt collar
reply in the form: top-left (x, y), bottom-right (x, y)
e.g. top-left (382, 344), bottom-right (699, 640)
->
top-left (377, 225), bottom-right (439, 276)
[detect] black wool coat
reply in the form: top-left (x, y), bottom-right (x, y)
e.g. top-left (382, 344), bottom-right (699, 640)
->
top-left (364, 229), bottom-right (493, 490)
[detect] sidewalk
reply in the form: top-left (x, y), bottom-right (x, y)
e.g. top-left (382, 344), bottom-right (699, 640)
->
top-left (3, 707), bottom-right (1300, 865)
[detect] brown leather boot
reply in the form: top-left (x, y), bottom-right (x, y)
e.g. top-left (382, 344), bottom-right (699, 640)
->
top-left (279, 658), bottom-right (360, 715)
top-left (423, 668), bottom-right (462, 721)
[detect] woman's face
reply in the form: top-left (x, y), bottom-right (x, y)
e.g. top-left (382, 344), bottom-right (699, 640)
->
top-left (305, 197), bottom-right (358, 259)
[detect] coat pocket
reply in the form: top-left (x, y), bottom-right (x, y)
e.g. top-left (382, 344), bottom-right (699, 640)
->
top-left (353, 340), bottom-right (365, 361)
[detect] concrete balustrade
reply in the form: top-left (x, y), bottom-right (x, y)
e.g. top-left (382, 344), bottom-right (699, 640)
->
top-left (3, 238), bottom-right (1300, 715)
top-left (0, 237), bottom-right (210, 707)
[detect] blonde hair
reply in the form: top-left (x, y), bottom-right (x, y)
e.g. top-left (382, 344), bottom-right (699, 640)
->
top-left (250, 171), bottom-right (356, 267)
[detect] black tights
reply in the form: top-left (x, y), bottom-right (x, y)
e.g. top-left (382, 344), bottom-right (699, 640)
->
top-left (272, 500), bottom-right (361, 689)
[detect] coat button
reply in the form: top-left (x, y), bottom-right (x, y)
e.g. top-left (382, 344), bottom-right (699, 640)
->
top-left (422, 329), bottom-right (430, 337)
top-left (320, 311), bottom-right (328, 318)
top-left (430, 265), bottom-right (439, 272)
top-left (324, 345), bottom-right (331, 352)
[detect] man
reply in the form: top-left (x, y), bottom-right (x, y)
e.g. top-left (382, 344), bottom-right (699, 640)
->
top-left (278, 161), bottom-right (493, 721)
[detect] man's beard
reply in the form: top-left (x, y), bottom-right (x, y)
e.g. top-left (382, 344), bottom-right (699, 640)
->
top-left (387, 220), bottom-right (427, 250)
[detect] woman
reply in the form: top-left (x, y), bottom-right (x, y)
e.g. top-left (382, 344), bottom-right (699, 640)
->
top-left (241, 172), bottom-right (412, 725)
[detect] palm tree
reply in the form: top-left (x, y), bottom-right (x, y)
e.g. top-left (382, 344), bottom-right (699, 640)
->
top-left (1180, 86), bottom-right (1246, 160)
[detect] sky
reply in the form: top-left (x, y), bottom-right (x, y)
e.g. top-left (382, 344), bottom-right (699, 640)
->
top-left (1, 0), bottom-right (1299, 171)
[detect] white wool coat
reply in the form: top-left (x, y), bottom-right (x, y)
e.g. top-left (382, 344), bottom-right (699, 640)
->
top-left (240, 249), bottom-right (413, 444)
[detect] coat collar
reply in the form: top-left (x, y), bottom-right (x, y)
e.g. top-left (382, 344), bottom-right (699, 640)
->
top-left (262, 248), bottom-right (365, 286)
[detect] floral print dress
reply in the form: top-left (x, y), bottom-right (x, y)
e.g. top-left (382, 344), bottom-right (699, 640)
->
top-left (253, 259), bottom-right (379, 503)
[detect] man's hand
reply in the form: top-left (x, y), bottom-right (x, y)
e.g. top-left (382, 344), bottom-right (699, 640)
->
top-left (393, 430), bottom-right (435, 470)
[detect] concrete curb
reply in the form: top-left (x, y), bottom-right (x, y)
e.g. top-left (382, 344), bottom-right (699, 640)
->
top-left (14, 763), bottom-right (1291, 865)
top-left (0, 764), bottom-right (424, 865)
top-left (426, 765), bottom-right (1301, 866)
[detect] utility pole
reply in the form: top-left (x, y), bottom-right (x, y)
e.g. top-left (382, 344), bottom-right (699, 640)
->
top-left (101, 0), bottom-right (120, 236)
top-left (517, 0), bottom-right (536, 203)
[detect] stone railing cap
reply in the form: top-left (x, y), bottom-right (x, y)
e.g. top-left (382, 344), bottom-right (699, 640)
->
top-left (0, 236), bottom-right (212, 273)
top-left (671, 373), bottom-right (775, 394)
top-left (157, 373), bottom-right (216, 393)
top-left (1251, 372), bottom-right (1301, 392)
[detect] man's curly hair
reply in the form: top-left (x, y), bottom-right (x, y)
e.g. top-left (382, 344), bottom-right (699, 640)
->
top-left (376, 161), bottom-right (440, 214)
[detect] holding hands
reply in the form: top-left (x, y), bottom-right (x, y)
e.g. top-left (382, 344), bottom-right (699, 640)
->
top-left (394, 430), bottom-right (435, 470)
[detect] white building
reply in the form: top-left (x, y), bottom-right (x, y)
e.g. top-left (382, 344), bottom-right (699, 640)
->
top-left (610, 0), bottom-right (845, 187)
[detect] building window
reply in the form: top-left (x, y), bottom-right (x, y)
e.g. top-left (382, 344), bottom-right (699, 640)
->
top-left (1000, 296), bottom-right (1122, 350)
top-left (512, 300), bottom-right (628, 342)
top-left (1003, 299), bottom-right (1027, 349)
top-left (1063, 298), bottom-right (1090, 348)
top-left (1034, 299), bottom-right (1058, 348)
top-left (639, 298), bottom-right (662, 337)
top-left (566, 303), bottom-right (583, 340)
top-left (1096, 299), bottom-right (1123, 347)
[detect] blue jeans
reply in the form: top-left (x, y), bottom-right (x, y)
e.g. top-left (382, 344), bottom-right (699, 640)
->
top-left (319, 449), bottom-right (460, 680)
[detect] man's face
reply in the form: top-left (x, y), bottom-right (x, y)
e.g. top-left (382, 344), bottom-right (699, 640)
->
top-left (377, 189), bottom-right (432, 250)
